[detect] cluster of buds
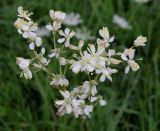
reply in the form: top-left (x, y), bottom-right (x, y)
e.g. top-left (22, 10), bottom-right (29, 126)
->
top-left (15, 6), bottom-right (147, 118)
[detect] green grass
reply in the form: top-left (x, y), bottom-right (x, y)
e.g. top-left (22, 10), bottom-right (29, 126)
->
top-left (0, 0), bottom-right (160, 130)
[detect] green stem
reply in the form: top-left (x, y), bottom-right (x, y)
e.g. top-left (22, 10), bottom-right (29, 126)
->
top-left (53, 32), bottom-right (62, 74)
top-left (53, 31), bottom-right (56, 48)
top-left (88, 74), bottom-right (92, 102)
top-left (83, 119), bottom-right (88, 131)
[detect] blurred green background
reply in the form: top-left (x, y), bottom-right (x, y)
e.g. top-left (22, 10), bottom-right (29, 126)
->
top-left (0, 0), bottom-right (160, 130)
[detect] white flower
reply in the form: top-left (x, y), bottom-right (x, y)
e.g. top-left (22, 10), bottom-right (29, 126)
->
top-left (33, 57), bottom-right (50, 70)
top-left (73, 81), bottom-right (97, 100)
top-left (73, 85), bottom-right (89, 100)
top-left (106, 49), bottom-right (122, 65)
top-left (71, 41), bottom-right (118, 75)
top-left (33, 51), bottom-right (50, 70)
top-left (29, 37), bottom-right (42, 50)
top-left (90, 96), bottom-right (98, 102)
top-left (45, 21), bottom-right (62, 32)
top-left (49, 10), bottom-right (66, 22)
top-left (17, 6), bottom-right (33, 21)
top-left (55, 90), bottom-right (93, 118)
top-left (72, 99), bottom-right (84, 118)
top-left (121, 48), bottom-right (140, 73)
top-left (113, 15), bottom-right (132, 30)
top-left (84, 105), bottom-right (93, 117)
top-left (20, 69), bottom-right (32, 80)
top-left (47, 10), bottom-right (66, 32)
top-left (75, 27), bottom-right (95, 41)
top-left (59, 57), bottom-right (67, 65)
top-left (50, 75), bottom-right (69, 87)
top-left (16, 57), bottom-right (32, 79)
top-left (14, 12), bottom-right (42, 51)
top-left (55, 91), bottom-right (73, 115)
top-left (97, 27), bottom-right (114, 47)
top-left (58, 28), bottom-right (75, 47)
top-left (14, 18), bottom-right (38, 36)
top-left (71, 44), bottom-right (106, 74)
top-left (14, 18), bottom-right (27, 33)
top-left (100, 68), bottom-right (118, 82)
top-left (71, 61), bottom-right (81, 73)
top-left (63, 12), bottom-right (82, 26)
top-left (16, 57), bottom-right (30, 70)
top-left (134, 35), bottom-right (147, 47)
top-left (48, 48), bottom-right (60, 58)
top-left (22, 32), bottom-right (37, 41)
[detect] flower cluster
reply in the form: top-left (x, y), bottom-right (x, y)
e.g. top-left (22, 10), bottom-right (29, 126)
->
top-left (56, 81), bottom-right (106, 118)
top-left (46, 10), bottom-right (65, 32)
top-left (15, 6), bottom-right (147, 118)
top-left (16, 57), bottom-right (32, 79)
top-left (14, 7), bottom-right (42, 50)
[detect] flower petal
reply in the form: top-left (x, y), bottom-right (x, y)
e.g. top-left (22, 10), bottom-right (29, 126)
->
top-left (125, 65), bottom-right (130, 74)
top-left (58, 38), bottom-right (65, 43)
top-left (29, 42), bottom-right (35, 50)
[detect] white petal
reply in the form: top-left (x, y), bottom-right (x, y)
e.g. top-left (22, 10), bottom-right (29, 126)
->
top-left (49, 10), bottom-right (54, 19)
top-left (86, 64), bottom-right (94, 72)
top-left (99, 99), bottom-right (107, 106)
top-left (109, 36), bottom-right (115, 42)
top-left (22, 25), bottom-right (29, 31)
top-left (58, 30), bottom-right (65, 36)
top-left (90, 97), bottom-right (98, 102)
top-left (58, 38), bottom-right (65, 43)
top-left (55, 100), bottom-right (64, 105)
top-left (128, 60), bottom-right (140, 71)
top-left (99, 27), bottom-right (109, 40)
top-left (48, 52), bottom-right (55, 58)
top-left (22, 32), bottom-right (28, 38)
top-left (41, 47), bottom-right (45, 54)
top-left (106, 73), bottom-right (112, 81)
top-left (64, 28), bottom-right (70, 35)
top-left (69, 31), bottom-right (75, 37)
top-left (29, 42), bottom-right (35, 50)
top-left (89, 44), bottom-right (96, 53)
top-left (66, 105), bottom-right (72, 114)
top-left (100, 75), bottom-right (105, 82)
top-left (35, 37), bottom-right (42, 47)
top-left (72, 62), bottom-right (81, 73)
top-left (16, 58), bottom-right (30, 70)
top-left (125, 65), bottom-right (130, 74)
top-left (84, 105), bottom-right (93, 116)
top-left (108, 49), bottom-right (115, 57)
top-left (23, 69), bottom-right (32, 79)
top-left (121, 54), bottom-right (128, 61)
top-left (65, 39), bottom-right (70, 47)
top-left (59, 90), bottom-right (70, 98)
top-left (110, 58), bottom-right (122, 64)
top-left (45, 24), bottom-right (53, 31)
top-left (134, 35), bottom-right (147, 47)
top-left (91, 86), bottom-right (97, 96)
